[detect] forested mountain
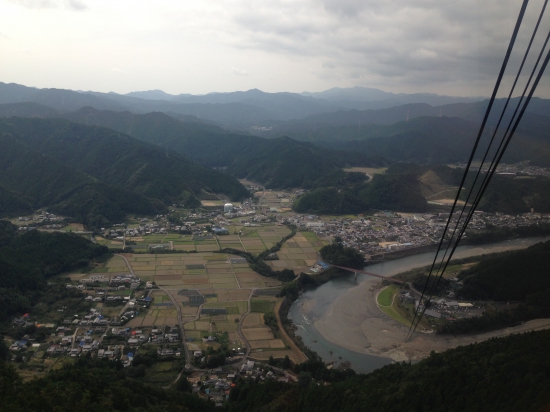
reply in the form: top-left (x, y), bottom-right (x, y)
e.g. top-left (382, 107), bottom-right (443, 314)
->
top-left (294, 165), bottom-right (430, 214)
top-left (0, 82), bottom-right (490, 128)
top-left (317, 116), bottom-right (550, 165)
top-left (0, 102), bottom-right (61, 118)
top-left (293, 162), bottom-right (550, 215)
top-left (0, 117), bottom-right (249, 204)
top-left (1, 107), bottom-right (387, 189)
top-left (0, 186), bottom-right (33, 215)
top-left (437, 240), bottom-right (550, 334)
top-left (0, 134), bottom-right (161, 226)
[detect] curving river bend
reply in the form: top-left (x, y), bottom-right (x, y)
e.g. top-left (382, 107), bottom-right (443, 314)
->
top-left (288, 236), bottom-right (550, 374)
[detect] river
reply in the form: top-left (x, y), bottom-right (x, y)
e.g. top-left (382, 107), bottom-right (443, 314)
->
top-left (288, 236), bottom-right (550, 374)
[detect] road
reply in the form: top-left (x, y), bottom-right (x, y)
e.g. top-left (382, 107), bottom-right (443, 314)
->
top-left (236, 289), bottom-right (254, 363)
top-left (158, 286), bottom-right (191, 365)
top-left (273, 300), bottom-right (308, 363)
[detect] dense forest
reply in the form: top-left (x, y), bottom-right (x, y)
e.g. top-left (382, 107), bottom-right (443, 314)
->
top-left (436, 240), bottom-right (550, 334)
top-left (227, 330), bottom-right (550, 412)
top-left (294, 161), bottom-right (550, 215)
top-left (458, 240), bottom-right (550, 301)
top-left (319, 239), bottom-right (365, 269)
top-left (0, 220), bottom-right (109, 322)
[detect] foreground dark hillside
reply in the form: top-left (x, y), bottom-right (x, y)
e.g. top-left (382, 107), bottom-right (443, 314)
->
top-left (0, 357), bottom-right (214, 412)
top-left (228, 330), bottom-right (550, 412)
top-left (1, 328), bottom-right (549, 411)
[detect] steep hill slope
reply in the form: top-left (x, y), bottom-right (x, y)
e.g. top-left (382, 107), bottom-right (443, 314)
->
top-left (19, 107), bottom-right (387, 189)
top-left (0, 135), bottom-right (159, 225)
top-left (319, 116), bottom-right (550, 165)
top-left (0, 117), bottom-right (249, 203)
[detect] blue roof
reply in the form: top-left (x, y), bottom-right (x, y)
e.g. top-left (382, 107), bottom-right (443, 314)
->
top-left (127, 352), bottom-right (134, 357)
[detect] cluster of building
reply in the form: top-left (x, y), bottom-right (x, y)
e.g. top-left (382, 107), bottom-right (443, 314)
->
top-left (189, 361), bottom-right (291, 406)
top-left (285, 210), bottom-right (550, 259)
top-left (455, 161), bottom-right (550, 178)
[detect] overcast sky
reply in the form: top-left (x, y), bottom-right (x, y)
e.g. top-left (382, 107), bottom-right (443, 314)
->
top-left (1, 0), bottom-right (549, 97)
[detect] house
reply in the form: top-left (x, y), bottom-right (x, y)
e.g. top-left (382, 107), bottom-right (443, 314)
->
top-left (47, 345), bottom-right (65, 354)
top-left (61, 337), bottom-right (72, 345)
top-left (69, 348), bottom-right (81, 357)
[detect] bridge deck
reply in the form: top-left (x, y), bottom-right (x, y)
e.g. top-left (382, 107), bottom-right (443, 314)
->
top-left (330, 264), bottom-right (406, 284)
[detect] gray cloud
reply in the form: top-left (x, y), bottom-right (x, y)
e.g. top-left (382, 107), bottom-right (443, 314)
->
top-left (66, 0), bottom-right (86, 11)
top-left (220, 0), bottom-right (549, 95)
top-left (8, 0), bottom-right (87, 10)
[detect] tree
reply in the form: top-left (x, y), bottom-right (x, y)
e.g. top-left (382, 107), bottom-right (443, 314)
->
top-left (176, 375), bottom-right (192, 393)
top-left (282, 355), bottom-right (291, 369)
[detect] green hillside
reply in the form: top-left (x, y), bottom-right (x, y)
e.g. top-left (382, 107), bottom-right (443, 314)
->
top-left (51, 108), bottom-right (387, 189)
top-left (458, 240), bottom-right (550, 301)
top-left (0, 220), bottom-right (109, 322)
top-left (319, 116), bottom-right (550, 165)
top-left (0, 117), bottom-right (249, 203)
top-left (0, 134), bottom-right (160, 226)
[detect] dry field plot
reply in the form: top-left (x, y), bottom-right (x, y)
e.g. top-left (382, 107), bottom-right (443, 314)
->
top-left (269, 339), bottom-right (286, 349)
top-left (242, 313), bottom-right (262, 327)
top-left (242, 327), bottom-right (275, 341)
top-left (250, 350), bottom-right (302, 363)
top-left (105, 256), bottom-right (127, 267)
top-left (250, 340), bottom-right (270, 349)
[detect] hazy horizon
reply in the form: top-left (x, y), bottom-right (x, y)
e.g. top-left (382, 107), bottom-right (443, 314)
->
top-left (1, 0), bottom-right (550, 98)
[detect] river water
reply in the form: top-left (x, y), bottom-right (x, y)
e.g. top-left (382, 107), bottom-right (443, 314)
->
top-left (288, 236), bottom-right (550, 374)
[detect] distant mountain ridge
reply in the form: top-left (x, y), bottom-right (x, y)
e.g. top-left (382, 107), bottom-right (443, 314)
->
top-left (0, 82), bottom-right (487, 127)
top-left (301, 86), bottom-right (483, 109)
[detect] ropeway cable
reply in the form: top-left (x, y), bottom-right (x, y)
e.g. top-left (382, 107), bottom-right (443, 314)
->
top-left (405, 0), bottom-right (530, 340)
top-left (405, 0), bottom-right (548, 340)
top-left (416, 46), bottom-right (550, 334)
top-left (417, 1), bottom-right (550, 317)
top-left (407, 29), bottom-right (550, 340)
top-left (407, 38), bottom-right (550, 341)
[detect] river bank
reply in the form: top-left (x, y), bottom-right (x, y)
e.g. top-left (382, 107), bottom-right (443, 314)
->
top-left (289, 236), bottom-right (550, 369)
